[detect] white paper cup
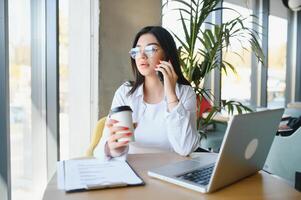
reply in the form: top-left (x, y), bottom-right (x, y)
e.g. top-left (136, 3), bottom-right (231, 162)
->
top-left (109, 106), bottom-right (134, 142)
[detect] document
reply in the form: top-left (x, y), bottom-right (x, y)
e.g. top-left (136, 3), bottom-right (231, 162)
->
top-left (57, 158), bottom-right (144, 192)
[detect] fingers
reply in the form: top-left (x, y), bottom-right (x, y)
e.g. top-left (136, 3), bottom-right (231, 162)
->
top-left (110, 141), bottom-right (129, 149)
top-left (156, 60), bottom-right (178, 79)
top-left (163, 60), bottom-right (177, 77)
top-left (157, 63), bottom-right (172, 76)
top-left (105, 118), bottom-right (119, 128)
top-left (105, 118), bottom-right (134, 155)
top-left (107, 132), bottom-right (132, 150)
top-left (155, 66), bottom-right (168, 79)
top-left (108, 132), bottom-right (132, 143)
top-left (109, 126), bottom-right (129, 135)
top-left (106, 118), bottom-right (130, 136)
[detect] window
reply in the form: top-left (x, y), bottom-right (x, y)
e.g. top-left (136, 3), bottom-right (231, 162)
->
top-left (221, 1), bottom-right (253, 105)
top-left (59, 0), bottom-right (69, 160)
top-left (9, 0), bottom-right (47, 199)
top-left (162, 0), bottom-right (295, 109)
top-left (267, 0), bottom-right (288, 108)
top-left (6, 1), bottom-right (98, 199)
top-left (162, 0), bottom-right (192, 47)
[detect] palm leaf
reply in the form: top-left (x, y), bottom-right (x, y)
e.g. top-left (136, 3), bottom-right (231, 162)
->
top-left (166, 0), bottom-right (263, 134)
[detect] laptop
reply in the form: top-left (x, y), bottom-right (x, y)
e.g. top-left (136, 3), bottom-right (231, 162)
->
top-left (148, 109), bottom-right (284, 193)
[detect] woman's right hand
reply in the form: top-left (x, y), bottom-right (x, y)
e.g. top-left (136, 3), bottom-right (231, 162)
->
top-left (105, 119), bottom-right (133, 157)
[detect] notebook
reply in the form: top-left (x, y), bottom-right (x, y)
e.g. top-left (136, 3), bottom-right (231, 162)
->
top-left (57, 158), bottom-right (144, 192)
top-left (148, 109), bottom-right (284, 193)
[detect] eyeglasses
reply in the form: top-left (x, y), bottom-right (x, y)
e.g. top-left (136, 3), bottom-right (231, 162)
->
top-left (129, 45), bottom-right (160, 59)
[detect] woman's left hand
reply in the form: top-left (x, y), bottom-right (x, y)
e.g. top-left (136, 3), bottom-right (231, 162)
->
top-left (155, 60), bottom-right (178, 103)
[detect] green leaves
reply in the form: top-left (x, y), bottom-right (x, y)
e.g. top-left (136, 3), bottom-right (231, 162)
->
top-left (221, 100), bottom-right (253, 115)
top-left (164, 0), bottom-right (264, 133)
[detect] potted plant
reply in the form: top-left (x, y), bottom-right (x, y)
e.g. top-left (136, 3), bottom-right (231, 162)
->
top-left (163, 0), bottom-right (264, 140)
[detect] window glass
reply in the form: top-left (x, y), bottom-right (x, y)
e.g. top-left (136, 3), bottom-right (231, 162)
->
top-left (59, 0), bottom-right (69, 160)
top-left (162, 0), bottom-right (187, 47)
top-left (9, 1), bottom-right (47, 200)
top-left (162, 0), bottom-right (209, 83)
top-left (267, 0), bottom-right (287, 108)
top-left (221, 2), bottom-right (253, 105)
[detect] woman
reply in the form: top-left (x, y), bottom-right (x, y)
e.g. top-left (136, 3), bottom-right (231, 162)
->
top-left (94, 26), bottom-right (200, 160)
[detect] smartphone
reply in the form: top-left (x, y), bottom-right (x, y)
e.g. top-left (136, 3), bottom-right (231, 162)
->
top-left (157, 56), bottom-right (169, 82)
top-left (156, 71), bottom-right (164, 82)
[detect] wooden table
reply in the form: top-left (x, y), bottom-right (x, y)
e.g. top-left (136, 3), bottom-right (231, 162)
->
top-left (43, 153), bottom-right (301, 200)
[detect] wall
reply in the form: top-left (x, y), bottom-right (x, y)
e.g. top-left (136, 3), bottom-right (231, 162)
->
top-left (99, 0), bottom-right (162, 116)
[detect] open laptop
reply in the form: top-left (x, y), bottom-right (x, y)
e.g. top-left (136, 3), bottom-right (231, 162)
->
top-left (148, 109), bottom-right (284, 193)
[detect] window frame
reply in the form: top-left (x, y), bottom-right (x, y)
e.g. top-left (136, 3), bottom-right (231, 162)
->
top-left (45, 0), bottom-right (60, 180)
top-left (251, 0), bottom-right (268, 107)
top-left (0, 0), bottom-right (11, 199)
top-left (295, 12), bottom-right (301, 101)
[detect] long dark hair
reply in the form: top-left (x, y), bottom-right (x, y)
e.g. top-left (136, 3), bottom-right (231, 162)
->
top-left (127, 26), bottom-right (190, 95)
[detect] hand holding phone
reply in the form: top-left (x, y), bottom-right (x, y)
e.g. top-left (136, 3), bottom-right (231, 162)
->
top-left (157, 56), bottom-right (169, 82)
top-left (155, 59), bottom-right (179, 110)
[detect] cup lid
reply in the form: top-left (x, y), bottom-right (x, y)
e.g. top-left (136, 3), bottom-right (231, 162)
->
top-left (110, 106), bottom-right (133, 115)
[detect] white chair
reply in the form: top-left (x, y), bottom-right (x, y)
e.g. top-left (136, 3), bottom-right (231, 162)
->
top-left (264, 127), bottom-right (301, 184)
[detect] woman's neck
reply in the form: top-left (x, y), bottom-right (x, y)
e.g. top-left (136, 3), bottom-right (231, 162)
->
top-left (143, 76), bottom-right (164, 104)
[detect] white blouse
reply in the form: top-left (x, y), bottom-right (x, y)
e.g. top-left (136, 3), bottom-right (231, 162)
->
top-left (94, 82), bottom-right (200, 160)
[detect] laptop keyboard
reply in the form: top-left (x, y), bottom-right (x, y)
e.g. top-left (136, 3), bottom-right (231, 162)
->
top-left (177, 164), bottom-right (215, 186)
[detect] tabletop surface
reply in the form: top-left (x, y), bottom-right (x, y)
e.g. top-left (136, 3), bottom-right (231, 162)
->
top-left (43, 153), bottom-right (301, 200)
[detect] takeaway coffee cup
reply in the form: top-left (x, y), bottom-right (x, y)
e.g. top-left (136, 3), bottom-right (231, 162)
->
top-left (109, 105), bottom-right (134, 142)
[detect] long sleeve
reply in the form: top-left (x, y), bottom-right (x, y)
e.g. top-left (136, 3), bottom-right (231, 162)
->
top-left (165, 86), bottom-right (200, 156)
top-left (93, 84), bottom-right (130, 161)
top-left (94, 83), bottom-right (200, 158)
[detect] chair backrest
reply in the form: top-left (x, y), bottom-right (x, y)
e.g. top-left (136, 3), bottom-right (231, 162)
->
top-left (86, 117), bottom-right (107, 156)
top-left (264, 127), bottom-right (301, 184)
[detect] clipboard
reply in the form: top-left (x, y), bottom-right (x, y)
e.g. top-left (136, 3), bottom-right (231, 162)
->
top-left (57, 158), bottom-right (144, 192)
